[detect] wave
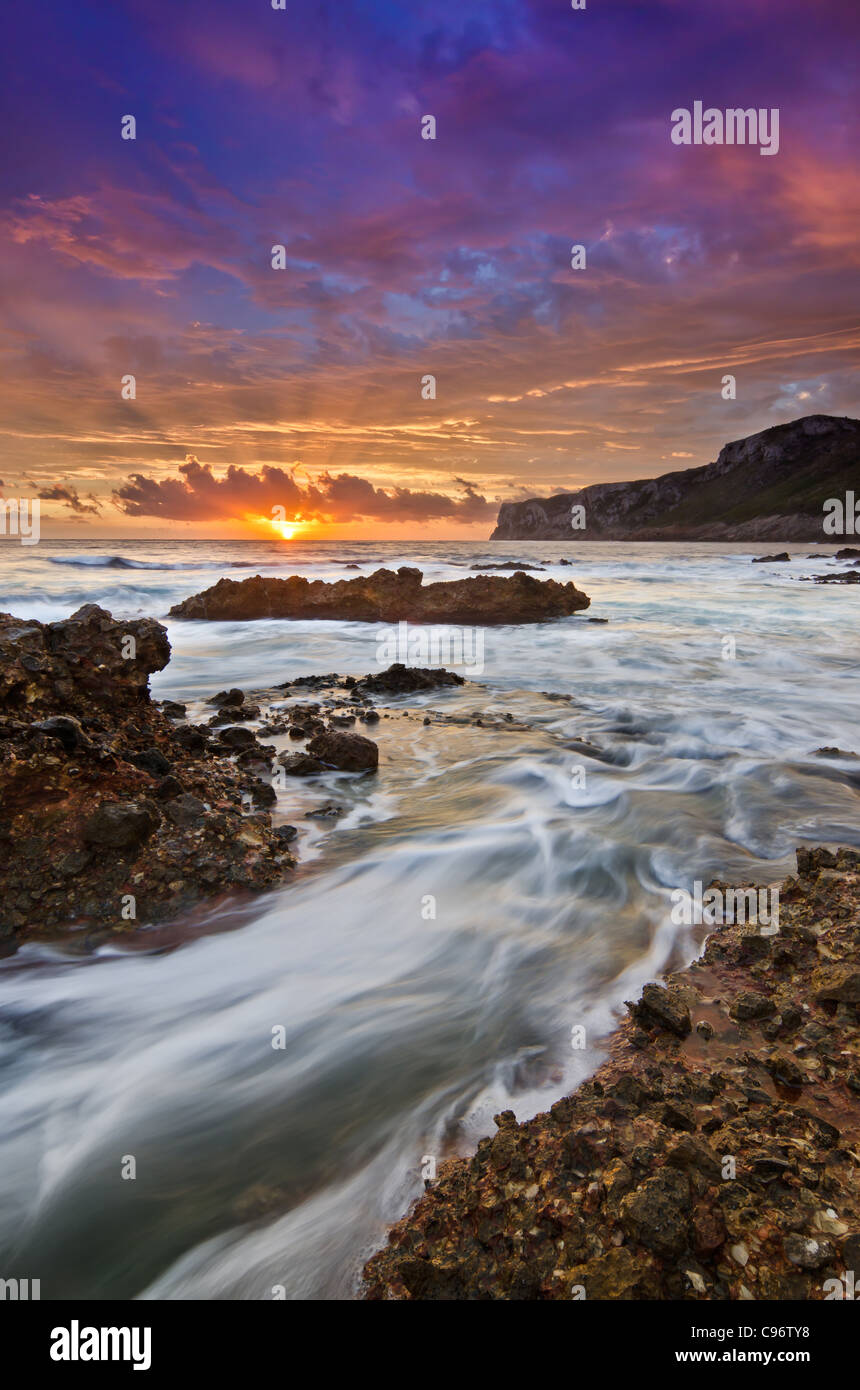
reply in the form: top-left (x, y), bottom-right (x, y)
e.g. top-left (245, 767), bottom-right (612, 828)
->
top-left (48, 556), bottom-right (262, 572)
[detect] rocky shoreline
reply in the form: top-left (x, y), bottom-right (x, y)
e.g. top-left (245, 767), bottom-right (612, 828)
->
top-left (362, 847), bottom-right (860, 1300)
top-left (0, 604), bottom-right (475, 950)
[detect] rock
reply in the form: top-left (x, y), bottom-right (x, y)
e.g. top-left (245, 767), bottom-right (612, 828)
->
top-left (566, 1246), bottom-right (658, 1299)
top-left (729, 990), bottom-right (776, 1021)
top-left (469, 562), bottom-right (545, 571)
top-left (629, 982), bottom-right (692, 1037)
top-left (0, 605), bottom-right (170, 713)
top-left (209, 688), bottom-right (245, 707)
top-left (216, 726), bottom-right (258, 750)
top-left (32, 715), bottom-right (88, 753)
top-left (128, 747), bottom-right (171, 776)
top-left (248, 779), bottom-right (277, 807)
top-left (783, 1233), bottom-right (836, 1270)
top-left (665, 1135), bottom-right (723, 1183)
top-left (277, 753), bottom-right (327, 777)
top-left (159, 700), bottom-right (186, 719)
top-left (354, 663), bottom-right (465, 695)
top-left (752, 552), bottom-right (790, 562)
top-left (813, 964), bottom-right (860, 1005)
top-left (82, 800), bottom-right (160, 850)
top-left (306, 729), bottom-right (379, 772)
top-left (763, 1054), bottom-right (805, 1088)
top-left (274, 824), bottom-right (298, 843)
top-left (835, 547), bottom-right (860, 559)
top-left (155, 775), bottom-right (184, 800)
top-left (164, 794), bottom-right (206, 827)
top-left (620, 1168), bottom-right (691, 1258)
top-left (304, 802), bottom-right (345, 819)
top-left (168, 566), bottom-right (591, 624)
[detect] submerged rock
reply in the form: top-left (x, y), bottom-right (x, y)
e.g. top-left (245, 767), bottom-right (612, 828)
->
top-left (169, 566), bottom-right (591, 624)
top-left (306, 729), bottom-right (379, 772)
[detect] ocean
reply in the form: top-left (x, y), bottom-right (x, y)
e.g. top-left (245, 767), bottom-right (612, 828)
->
top-left (0, 538), bottom-right (857, 1298)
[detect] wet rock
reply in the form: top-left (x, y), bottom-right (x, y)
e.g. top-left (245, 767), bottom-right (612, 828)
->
top-left (729, 990), bottom-right (776, 1022)
top-left (469, 562), bottom-right (545, 571)
top-left (83, 799), bottom-right (160, 850)
top-left (168, 566), bottom-right (591, 624)
top-left (173, 725), bottom-right (208, 754)
top-left (32, 715), bottom-right (89, 752)
top-left (306, 729), bottom-right (379, 772)
top-left (164, 794), bottom-right (207, 827)
top-left (159, 700), bottom-right (187, 719)
top-left (629, 982), bottom-right (692, 1037)
top-left (127, 747), bottom-right (171, 777)
top-left (216, 726), bottom-right (258, 750)
top-left (354, 663), bottom-right (465, 695)
top-left (277, 753), bottom-right (327, 777)
top-left (620, 1168), bottom-right (691, 1258)
top-left (783, 1233), bottom-right (836, 1270)
top-left (152, 775), bottom-right (183, 803)
top-left (752, 552), bottom-right (790, 562)
top-left (0, 605), bottom-right (170, 713)
top-left (813, 964), bottom-right (860, 1005)
top-left (209, 688), bottom-right (245, 707)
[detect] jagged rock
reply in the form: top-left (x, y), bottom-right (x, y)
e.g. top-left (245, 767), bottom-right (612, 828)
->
top-left (0, 606), bottom-right (298, 944)
top-left (813, 964), bottom-right (860, 1005)
top-left (469, 562), bottom-right (545, 571)
top-left (169, 566), bottom-right (590, 624)
top-left (277, 753), bottom-right (327, 777)
top-left (216, 726), bottom-right (258, 750)
top-left (0, 604), bottom-right (170, 713)
top-left (783, 1234), bottom-right (836, 1270)
top-left (82, 800), bottom-right (160, 850)
top-left (355, 663), bottom-right (465, 695)
top-left (306, 729), bottom-right (379, 772)
top-left (629, 982), bottom-right (692, 1037)
top-left (209, 688), bottom-right (245, 707)
top-left (127, 747), bottom-right (171, 776)
top-left (620, 1168), bottom-right (691, 1258)
top-left (164, 793), bottom-right (207, 827)
top-left (32, 715), bottom-right (88, 753)
top-left (729, 990), bottom-right (776, 1021)
top-left (752, 552), bottom-right (790, 562)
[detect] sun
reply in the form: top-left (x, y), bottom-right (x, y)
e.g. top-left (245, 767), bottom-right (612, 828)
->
top-left (277, 523), bottom-right (296, 540)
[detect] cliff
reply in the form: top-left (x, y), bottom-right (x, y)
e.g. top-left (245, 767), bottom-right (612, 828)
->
top-left (491, 415), bottom-right (859, 541)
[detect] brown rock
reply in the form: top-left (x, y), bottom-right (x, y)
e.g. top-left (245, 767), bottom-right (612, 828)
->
top-left (168, 566), bottom-right (591, 625)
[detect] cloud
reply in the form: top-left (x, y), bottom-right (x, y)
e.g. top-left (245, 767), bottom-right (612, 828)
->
top-left (113, 456), bottom-right (494, 524)
top-left (38, 484), bottom-right (102, 515)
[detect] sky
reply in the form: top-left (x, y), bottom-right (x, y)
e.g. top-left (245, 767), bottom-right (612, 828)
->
top-left (0, 0), bottom-right (857, 540)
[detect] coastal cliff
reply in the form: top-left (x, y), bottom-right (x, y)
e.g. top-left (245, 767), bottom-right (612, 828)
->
top-left (491, 414), bottom-right (859, 541)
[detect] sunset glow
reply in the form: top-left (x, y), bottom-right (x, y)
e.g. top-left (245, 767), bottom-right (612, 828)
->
top-left (0, 1), bottom-right (857, 539)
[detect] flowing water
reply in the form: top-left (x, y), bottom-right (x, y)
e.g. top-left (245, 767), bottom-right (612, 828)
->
top-left (0, 539), bottom-right (858, 1299)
